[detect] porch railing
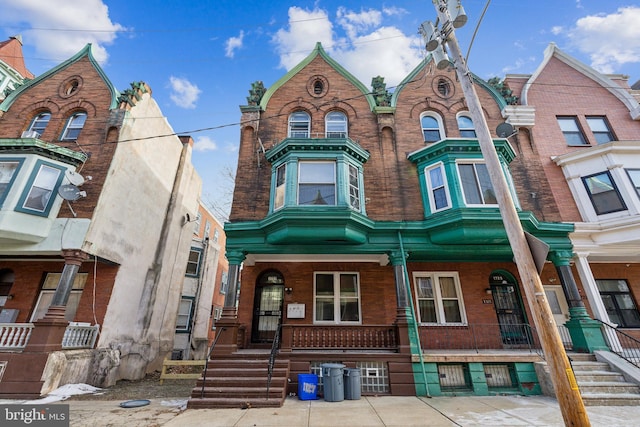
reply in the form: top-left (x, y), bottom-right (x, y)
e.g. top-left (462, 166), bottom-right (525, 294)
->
top-left (62, 323), bottom-right (100, 349)
top-left (596, 319), bottom-right (640, 369)
top-left (0, 322), bottom-right (99, 351)
top-left (0, 323), bottom-right (34, 350)
top-left (419, 323), bottom-right (541, 353)
top-left (281, 324), bottom-right (397, 351)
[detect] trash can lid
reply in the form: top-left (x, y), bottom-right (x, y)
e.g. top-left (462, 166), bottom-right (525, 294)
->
top-left (321, 363), bottom-right (345, 368)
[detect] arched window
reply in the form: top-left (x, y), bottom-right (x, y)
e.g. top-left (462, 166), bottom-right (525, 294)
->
top-left (288, 111), bottom-right (310, 138)
top-left (325, 111), bottom-right (347, 138)
top-left (420, 113), bottom-right (444, 143)
top-left (61, 111), bottom-right (87, 141)
top-left (28, 112), bottom-right (51, 137)
top-left (457, 113), bottom-right (476, 138)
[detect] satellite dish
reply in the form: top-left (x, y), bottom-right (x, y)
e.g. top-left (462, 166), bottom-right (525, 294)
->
top-left (65, 170), bottom-right (85, 186)
top-left (58, 184), bottom-right (86, 201)
top-left (496, 122), bottom-right (515, 138)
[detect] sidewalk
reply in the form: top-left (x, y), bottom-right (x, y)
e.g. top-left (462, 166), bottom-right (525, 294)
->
top-left (65, 395), bottom-right (640, 426)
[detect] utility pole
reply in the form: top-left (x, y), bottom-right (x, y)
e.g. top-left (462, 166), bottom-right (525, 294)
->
top-left (425, 1), bottom-right (590, 425)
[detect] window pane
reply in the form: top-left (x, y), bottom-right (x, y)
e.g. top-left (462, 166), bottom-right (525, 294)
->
top-left (626, 169), bottom-right (640, 197)
top-left (316, 274), bottom-right (334, 296)
top-left (340, 274), bottom-right (358, 296)
top-left (429, 167), bottom-right (444, 188)
top-left (348, 164), bottom-right (360, 210)
top-left (583, 173), bottom-right (625, 215)
top-left (586, 117), bottom-right (614, 144)
top-left (457, 115), bottom-right (476, 137)
top-left (289, 111), bottom-right (310, 138)
top-left (339, 299), bottom-right (359, 321)
top-left (557, 117), bottom-right (587, 145)
top-left (544, 290), bottom-right (562, 315)
top-left (459, 164), bottom-right (482, 204)
top-left (299, 162), bottom-right (334, 183)
top-left (24, 165), bottom-right (60, 211)
top-left (597, 279), bottom-right (629, 293)
top-left (299, 162), bottom-right (335, 205)
top-left (475, 164), bottom-right (497, 204)
top-left (442, 300), bottom-right (462, 322)
top-left (422, 115), bottom-right (441, 142)
top-left (30, 112), bottom-right (51, 136)
top-left (299, 184), bottom-right (335, 205)
top-left (0, 161), bottom-right (20, 198)
top-left (315, 299), bottom-right (334, 321)
top-left (62, 112), bottom-right (87, 140)
top-left (275, 164), bottom-right (286, 209)
top-left (439, 277), bottom-right (457, 298)
top-left (326, 111), bottom-right (347, 138)
top-left (433, 188), bottom-right (448, 210)
top-left (419, 300), bottom-right (437, 322)
top-left (417, 277), bottom-right (433, 298)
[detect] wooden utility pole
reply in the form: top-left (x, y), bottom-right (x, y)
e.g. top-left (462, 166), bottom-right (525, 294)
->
top-left (431, 1), bottom-right (590, 425)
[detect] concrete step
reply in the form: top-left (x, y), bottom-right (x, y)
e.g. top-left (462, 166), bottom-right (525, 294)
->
top-left (581, 393), bottom-right (640, 406)
top-left (570, 361), bottom-right (612, 372)
top-left (188, 396), bottom-right (283, 409)
top-left (577, 381), bottom-right (640, 394)
top-left (574, 370), bottom-right (626, 383)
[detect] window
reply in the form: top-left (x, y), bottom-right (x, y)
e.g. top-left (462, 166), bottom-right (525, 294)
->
top-left (298, 161), bottom-right (336, 205)
top-left (274, 164), bottom-right (286, 210)
top-left (219, 271), bottom-right (229, 294)
top-left (325, 111), bottom-right (347, 138)
top-left (289, 111), bottom-right (310, 138)
top-left (457, 114), bottom-right (476, 138)
top-left (582, 171), bottom-right (626, 215)
top-left (61, 112), bottom-right (87, 141)
top-left (596, 279), bottom-right (640, 328)
top-left (176, 297), bottom-right (194, 332)
top-left (586, 116), bottom-right (614, 144)
top-left (0, 159), bottom-right (23, 204)
top-left (421, 113), bottom-right (443, 143)
top-left (212, 228), bottom-right (220, 243)
top-left (627, 169), bottom-right (640, 198)
top-left (30, 273), bottom-right (87, 322)
top-left (185, 248), bottom-right (202, 277)
top-left (557, 117), bottom-right (587, 146)
top-left (28, 112), bottom-right (51, 137)
top-left (458, 162), bottom-right (497, 205)
top-left (425, 163), bottom-right (451, 212)
top-left (204, 220), bottom-right (211, 239)
top-left (414, 273), bottom-right (465, 324)
top-left (16, 160), bottom-right (64, 215)
top-left (348, 164), bottom-right (360, 210)
top-left (193, 212), bottom-right (201, 235)
top-left (314, 272), bottom-right (360, 323)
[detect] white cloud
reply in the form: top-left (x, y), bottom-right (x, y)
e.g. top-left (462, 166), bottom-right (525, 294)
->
top-left (193, 136), bottom-right (218, 152)
top-left (225, 31), bottom-right (244, 58)
top-left (568, 6), bottom-right (640, 74)
top-left (168, 76), bottom-right (201, 109)
top-left (271, 6), bottom-right (423, 88)
top-left (550, 26), bottom-right (563, 36)
top-left (0, 0), bottom-right (125, 64)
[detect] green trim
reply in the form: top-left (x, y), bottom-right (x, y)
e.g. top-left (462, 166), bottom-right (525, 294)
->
top-left (266, 137), bottom-right (370, 164)
top-left (258, 43), bottom-right (376, 111)
top-left (14, 158), bottom-right (66, 217)
top-left (0, 138), bottom-right (88, 165)
top-left (408, 138), bottom-right (516, 164)
top-left (0, 44), bottom-right (119, 112)
top-left (0, 157), bottom-right (25, 206)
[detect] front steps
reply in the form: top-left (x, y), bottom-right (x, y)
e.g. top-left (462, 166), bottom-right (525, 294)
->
top-left (569, 353), bottom-right (640, 406)
top-left (187, 352), bottom-right (290, 409)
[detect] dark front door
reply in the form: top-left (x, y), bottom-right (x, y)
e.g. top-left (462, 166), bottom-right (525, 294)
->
top-left (251, 284), bottom-right (284, 343)
top-left (490, 272), bottom-right (530, 345)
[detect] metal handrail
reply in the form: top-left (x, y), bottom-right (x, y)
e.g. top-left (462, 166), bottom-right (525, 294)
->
top-left (199, 326), bottom-right (225, 398)
top-left (266, 324), bottom-right (282, 399)
top-left (595, 319), bottom-right (640, 369)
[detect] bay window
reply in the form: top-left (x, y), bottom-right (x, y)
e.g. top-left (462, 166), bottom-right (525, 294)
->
top-left (15, 159), bottom-right (65, 216)
top-left (298, 161), bottom-right (335, 205)
top-left (458, 162), bottom-right (497, 205)
top-left (425, 163), bottom-right (450, 212)
top-left (582, 171), bottom-right (626, 215)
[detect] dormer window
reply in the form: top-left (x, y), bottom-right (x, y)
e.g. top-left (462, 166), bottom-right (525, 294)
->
top-left (420, 113), bottom-right (444, 143)
top-left (288, 111), bottom-right (310, 138)
top-left (61, 112), bottom-right (87, 141)
top-left (325, 111), bottom-right (347, 138)
top-left (28, 112), bottom-right (51, 137)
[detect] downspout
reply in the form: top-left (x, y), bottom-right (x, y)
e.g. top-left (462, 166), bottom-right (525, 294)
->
top-left (189, 236), bottom-right (209, 358)
top-left (398, 231), bottom-right (430, 397)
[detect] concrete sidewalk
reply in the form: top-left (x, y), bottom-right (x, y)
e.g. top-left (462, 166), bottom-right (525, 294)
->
top-left (65, 395), bottom-right (640, 426)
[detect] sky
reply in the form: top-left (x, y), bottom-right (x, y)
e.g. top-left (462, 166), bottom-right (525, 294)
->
top-left (1, 0), bottom-right (639, 221)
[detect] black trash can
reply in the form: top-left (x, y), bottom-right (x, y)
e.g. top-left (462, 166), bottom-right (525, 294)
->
top-left (343, 368), bottom-right (361, 400)
top-left (321, 363), bottom-right (345, 402)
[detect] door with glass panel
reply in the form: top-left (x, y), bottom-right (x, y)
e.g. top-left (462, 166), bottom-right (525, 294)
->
top-left (489, 272), bottom-right (530, 345)
top-left (251, 271), bottom-right (284, 344)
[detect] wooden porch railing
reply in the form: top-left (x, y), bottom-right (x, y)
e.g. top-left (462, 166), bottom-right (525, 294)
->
top-left (280, 324), bottom-right (398, 351)
top-left (0, 323), bottom-right (99, 351)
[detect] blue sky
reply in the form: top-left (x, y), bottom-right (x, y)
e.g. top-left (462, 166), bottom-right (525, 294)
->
top-left (1, 0), bottom-right (639, 221)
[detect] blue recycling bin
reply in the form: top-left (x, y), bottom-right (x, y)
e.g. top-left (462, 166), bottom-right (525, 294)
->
top-left (298, 373), bottom-right (318, 400)
top-left (321, 363), bottom-right (345, 402)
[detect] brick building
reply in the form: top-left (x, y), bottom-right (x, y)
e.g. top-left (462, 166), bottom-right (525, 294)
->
top-left (0, 43), bottom-right (201, 398)
top-left (198, 43), bottom-right (608, 407)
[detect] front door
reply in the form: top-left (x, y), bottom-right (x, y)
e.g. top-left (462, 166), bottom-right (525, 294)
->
top-left (490, 272), bottom-right (530, 345)
top-left (251, 271), bottom-right (285, 344)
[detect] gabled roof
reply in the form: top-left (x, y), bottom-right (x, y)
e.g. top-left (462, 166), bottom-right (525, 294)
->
top-left (0, 44), bottom-right (119, 111)
top-left (391, 54), bottom-right (507, 109)
top-left (521, 43), bottom-right (640, 120)
top-left (259, 42), bottom-right (377, 111)
top-left (0, 36), bottom-right (34, 79)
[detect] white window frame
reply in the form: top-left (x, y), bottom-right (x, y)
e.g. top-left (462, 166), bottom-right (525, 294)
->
top-left (288, 111), bottom-right (310, 138)
top-left (16, 160), bottom-right (65, 216)
top-left (325, 111), bottom-right (347, 138)
top-left (457, 161), bottom-right (498, 206)
top-left (176, 297), bottom-right (194, 332)
top-left (313, 272), bottom-right (361, 324)
top-left (456, 112), bottom-right (476, 138)
top-left (412, 272), bottom-right (466, 325)
top-left (274, 163), bottom-right (286, 210)
top-left (185, 248), bottom-right (202, 277)
top-left (420, 112), bottom-right (444, 143)
top-left (626, 169), bottom-right (640, 199)
top-left (297, 161), bottom-right (336, 206)
top-left (61, 112), bottom-right (87, 141)
top-left (425, 162), bottom-right (451, 212)
top-left (347, 163), bottom-right (360, 210)
top-left (28, 112), bottom-right (51, 137)
top-left (30, 273), bottom-right (87, 322)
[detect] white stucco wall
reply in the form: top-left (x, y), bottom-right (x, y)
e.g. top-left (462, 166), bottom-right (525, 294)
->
top-left (83, 92), bottom-right (201, 380)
